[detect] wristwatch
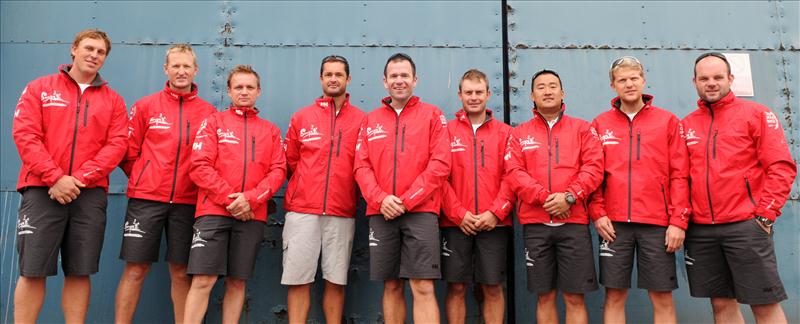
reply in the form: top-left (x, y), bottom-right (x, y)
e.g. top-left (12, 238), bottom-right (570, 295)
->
top-left (755, 215), bottom-right (774, 227)
top-left (564, 192), bottom-right (576, 205)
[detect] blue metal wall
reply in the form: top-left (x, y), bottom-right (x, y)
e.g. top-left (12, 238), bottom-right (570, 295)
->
top-left (1, 1), bottom-right (797, 323)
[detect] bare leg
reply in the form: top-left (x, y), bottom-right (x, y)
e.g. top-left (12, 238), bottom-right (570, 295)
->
top-left (562, 292), bottom-right (588, 324)
top-left (603, 288), bottom-right (628, 324)
top-left (536, 290), bottom-right (558, 324)
top-left (168, 263), bottom-right (191, 324)
top-left (221, 278), bottom-right (247, 324)
top-left (710, 297), bottom-right (745, 324)
top-left (382, 279), bottom-right (406, 324)
top-left (183, 274), bottom-right (218, 324)
top-left (648, 290), bottom-right (676, 324)
top-left (14, 276), bottom-right (46, 323)
top-left (445, 282), bottom-right (466, 324)
top-left (322, 280), bottom-right (345, 324)
top-left (750, 303), bottom-right (787, 324)
top-left (408, 279), bottom-right (439, 324)
top-left (287, 283), bottom-right (311, 324)
top-left (481, 284), bottom-right (505, 324)
top-left (114, 262), bottom-right (152, 324)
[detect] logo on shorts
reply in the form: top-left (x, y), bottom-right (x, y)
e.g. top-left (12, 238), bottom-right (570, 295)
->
top-left (368, 228), bottom-right (379, 247)
top-left (17, 215), bottom-right (36, 235)
top-left (524, 248), bottom-right (534, 267)
top-left (441, 238), bottom-right (454, 257)
top-left (599, 240), bottom-right (616, 257)
top-left (123, 219), bottom-right (146, 238)
top-left (684, 250), bottom-right (695, 266)
top-left (191, 229), bottom-right (208, 249)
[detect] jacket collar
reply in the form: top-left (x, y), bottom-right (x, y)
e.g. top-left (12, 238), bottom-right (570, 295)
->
top-left (59, 64), bottom-right (107, 87)
top-left (456, 108), bottom-right (495, 126)
top-left (228, 105), bottom-right (259, 116)
top-left (381, 95), bottom-right (420, 111)
top-left (316, 93), bottom-right (350, 112)
top-left (698, 90), bottom-right (736, 112)
top-left (611, 94), bottom-right (653, 117)
top-left (532, 103), bottom-right (565, 125)
top-left (162, 81), bottom-right (199, 101)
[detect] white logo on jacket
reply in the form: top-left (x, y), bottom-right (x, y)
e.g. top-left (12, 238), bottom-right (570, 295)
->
top-left (519, 135), bottom-right (541, 151)
top-left (17, 215), bottom-right (36, 235)
top-left (123, 219), bottom-right (146, 238)
top-left (300, 125), bottom-right (323, 142)
top-left (684, 128), bottom-right (700, 146)
top-left (450, 136), bottom-right (467, 152)
top-left (217, 128), bottom-right (240, 144)
top-left (148, 113), bottom-right (172, 130)
top-left (366, 123), bottom-right (388, 142)
top-left (195, 119), bottom-right (208, 138)
top-left (41, 90), bottom-right (68, 107)
top-left (600, 129), bottom-right (621, 146)
top-left (764, 112), bottom-right (780, 130)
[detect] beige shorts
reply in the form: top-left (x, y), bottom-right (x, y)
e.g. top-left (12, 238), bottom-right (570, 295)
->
top-left (281, 212), bottom-right (355, 285)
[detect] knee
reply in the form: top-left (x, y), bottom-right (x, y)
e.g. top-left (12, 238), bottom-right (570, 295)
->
top-left (750, 303), bottom-right (780, 317)
top-left (710, 298), bottom-right (738, 313)
top-left (384, 279), bottom-right (404, 294)
top-left (562, 292), bottom-right (585, 307)
top-left (225, 278), bottom-right (247, 291)
top-left (448, 283), bottom-right (467, 297)
top-left (124, 263), bottom-right (152, 282)
top-left (168, 264), bottom-right (189, 282)
top-left (648, 291), bottom-right (674, 309)
top-left (537, 290), bottom-right (557, 307)
top-left (190, 275), bottom-right (218, 290)
top-left (481, 284), bottom-right (503, 299)
top-left (409, 279), bottom-right (435, 297)
top-left (605, 288), bottom-right (628, 305)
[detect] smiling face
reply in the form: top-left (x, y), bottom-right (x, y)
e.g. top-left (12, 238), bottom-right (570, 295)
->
top-left (227, 72), bottom-right (261, 107)
top-left (611, 67), bottom-right (645, 105)
top-left (458, 78), bottom-right (491, 116)
top-left (383, 59), bottom-right (417, 103)
top-left (320, 61), bottom-right (350, 98)
top-left (694, 56), bottom-right (734, 103)
top-left (531, 73), bottom-right (564, 112)
top-left (70, 37), bottom-right (108, 78)
top-left (164, 51), bottom-right (198, 93)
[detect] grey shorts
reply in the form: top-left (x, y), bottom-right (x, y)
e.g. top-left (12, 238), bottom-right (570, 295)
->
top-left (685, 218), bottom-right (787, 305)
top-left (281, 212), bottom-right (355, 285)
top-left (368, 212), bottom-right (441, 280)
top-left (599, 222), bottom-right (677, 291)
top-left (523, 223), bottom-right (598, 294)
top-left (186, 215), bottom-right (265, 280)
top-left (119, 198), bottom-right (195, 264)
top-left (441, 226), bottom-right (509, 285)
top-left (16, 187), bottom-right (108, 277)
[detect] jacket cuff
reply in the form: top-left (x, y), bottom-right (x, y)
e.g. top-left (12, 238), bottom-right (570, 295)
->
top-left (42, 169), bottom-right (65, 187)
top-left (755, 208), bottom-right (777, 221)
top-left (536, 190), bottom-right (550, 205)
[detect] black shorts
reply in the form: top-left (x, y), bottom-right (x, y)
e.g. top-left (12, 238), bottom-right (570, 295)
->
top-left (368, 212), bottom-right (441, 280)
top-left (441, 226), bottom-right (509, 285)
top-left (684, 218), bottom-right (787, 305)
top-left (16, 187), bottom-right (107, 277)
top-left (119, 198), bottom-right (195, 264)
top-left (599, 222), bottom-right (677, 291)
top-left (186, 215), bottom-right (265, 280)
top-left (523, 223), bottom-right (598, 294)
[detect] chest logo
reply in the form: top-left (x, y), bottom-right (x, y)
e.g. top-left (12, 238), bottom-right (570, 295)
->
top-left (600, 129), bottom-right (621, 146)
top-left (450, 136), bottom-right (467, 152)
top-left (684, 127), bottom-right (700, 146)
top-left (519, 135), bottom-right (541, 152)
top-left (764, 112), bottom-right (780, 130)
top-left (367, 123), bottom-right (388, 142)
top-left (148, 113), bottom-right (172, 130)
top-left (41, 90), bottom-right (69, 107)
top-left (217, 128), bottom-right (240, 144)
top-left (300, 125), bottom-right (323, 143)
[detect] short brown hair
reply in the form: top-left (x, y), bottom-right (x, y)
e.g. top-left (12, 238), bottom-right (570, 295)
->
top-left (165, 44), bottom-right (197, 67)
top-left (71, 29), bottom-right (111, 59)
top-left (459, 69), bottom-right (489, 91)
top-left (227, 65), bottom-right (260, 88)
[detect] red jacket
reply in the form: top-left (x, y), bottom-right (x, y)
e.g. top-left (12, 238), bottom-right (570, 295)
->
top-left (284, 95), bottom-right (366, 217)
top-left (441, 109), bottom-right (515, 227)
top-left (122, 83), bottom-right (216, 204)
top-left (354, 96), bottom-right (451, 216)
top-left (681, 91), bottom-right (796, 224)
top-left (190, 106), bottom-right (287, 222)
top-left (588, 95), bottom-right (691, 229)
top-left (504, 105), bottom-right (604, 224)
top-left (13, 64), bottom-right (128, 191)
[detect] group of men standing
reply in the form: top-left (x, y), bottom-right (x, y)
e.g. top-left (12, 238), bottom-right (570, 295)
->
top-left (11, 28), bottom-right (796, 324)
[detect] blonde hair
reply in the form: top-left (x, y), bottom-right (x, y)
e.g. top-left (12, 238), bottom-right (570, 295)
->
top-left (227, 65), bottom-right (260, 88)
top-left (165, 44), bottom-right (197, 67)
top-left (71, 29), bottom-right (111, 59)
top-left (460, 69), bottom-right (489, 91)
top-left (609, 56), bottom-right (644, 82)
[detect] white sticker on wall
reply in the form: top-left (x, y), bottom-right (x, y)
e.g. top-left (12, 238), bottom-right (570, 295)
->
top-left (723, 53), bottom-right (754, 97)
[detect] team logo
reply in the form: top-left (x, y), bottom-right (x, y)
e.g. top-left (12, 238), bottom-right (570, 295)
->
top-left (764, 111), bottom-right (780, 130)
top-left (16, 86), bottom-right (27, 108)
top-left (684, 250), bottom-right (695, 266)
top-left (148, 113), bottom-right (172, 130)
top-left (599, 240), bottom-right (616, 257)
top-left (17, 215), bottom-right (36, 235)
top-left (589, 126), bottom-right (600, 141)
top-left (450, 136), bottom-right (467, 152)
top-left (600, 129), bottom-right (621, 146)
top-left (195, 119), bottom-right (208, 138)
top-left (366, 123), bottom-right (388, 142)
top-left (217, 128), bottom-right (240, 144)
top-left (439, 114), bottom-right (448, 126)
top-left (441, 238), bottom-right (454, 257)
top-left (191, 229), bottom-right (208, 249)
top-left (368, 228), bottom-right (380, 247)
top-left (123, 219), bottom-right (146, 238)
top-left (519, 135), bottom-right (541, 152)
top-left (300, 125), bottom-right (323, 143)
top-left (128, 105), bottom-right (137, 120)
top-left (684, 128), bottom-right (700, 146)
top-left (41, 90), bottom-right (68, 107)
top-left (524, 248), bottom-right (535, 267)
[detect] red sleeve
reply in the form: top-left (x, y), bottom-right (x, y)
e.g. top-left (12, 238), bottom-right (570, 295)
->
top-left (587, 119), bottom-right (608, 221)
top-left (189, 115), bottom-right (235, 206)
top-left (399, 109), bottom-right (452, 210)
top-left (564, 123), bottom-right (604, 201)
top-left (244, 127), bottom-right (287, 209)
top-left (667, 116), bottom-right (691, 229)
top-left (284, 114), bottom-right (301, 178)
top-left (73, 94), bottom-right (129, 186)
top-left (488, 177), bottom-right (515, 221)
top-left (504, 130), bottom-right (550, 205)
top-left (12, 81), bottom-right (65, 186)
top-left (752, 108), bottom-right (797, 221)
top-left (354, 119), bottom-right (389, 212)
top-left (120, 101), bottom-right (147, 176)
top-left (442, 181), bottom-right (468, 225)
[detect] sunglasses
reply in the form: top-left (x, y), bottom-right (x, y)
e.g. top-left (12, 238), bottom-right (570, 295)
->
top-left (611, 56), bottom-right (642, 69)
top-left (694, 52), bottom-right (729, 65)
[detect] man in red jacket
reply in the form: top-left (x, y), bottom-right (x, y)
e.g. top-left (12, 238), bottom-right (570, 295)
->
top-left (682, 52), bottom-right (796, 324)
top-left (504, 70), bottom-right (603, 324)
top-left (441, 69), bottom-right (514, 324)
top-left (589, 56), bottom-right (690, 324)
top-left (114, 44), bottom-right (216, 324)
top-left (354, 53), bottom-right (451, 324)
top-left (12, 29), bottom-right (128, 323)
top-left (182, 65), bottom-right (287, 324)
top-left (282, 55), bottom-right (365, 323)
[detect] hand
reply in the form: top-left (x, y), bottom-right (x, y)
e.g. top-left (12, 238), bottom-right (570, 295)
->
top-left (380, 195), bottom-right (406, 220)
top-left (459, 211), bottom-right (479, 235)
top-left (664, 225), bottom-right (685, 253)
top-left (543, 193), bottom-right (570, 215)
top-left (594, 216), bottom-right (616, 242)
top-left (552, 211), bottom-right (571, 220)
top-left (226, 193), bottom-right (253, 220)
top-left (754, 218), bottom-right (772, 235)
top-left (474, 211), bottom-right (499, 231)
top-left (48, 176), bottom-right (85, 205)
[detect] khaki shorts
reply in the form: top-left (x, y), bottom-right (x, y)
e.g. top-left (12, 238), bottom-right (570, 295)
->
top-left (281, 212), bottom-right (355, 285)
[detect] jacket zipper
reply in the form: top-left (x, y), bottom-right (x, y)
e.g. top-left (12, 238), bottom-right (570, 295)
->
top-left (83, 100), bottom-right (89, 127)
top-left (745, 177), bottom-right (756, 206)
top-left (705, 109), bottom-right (716, 223)
top-left (636, 129), bottom-right (641, 160)
top-left (472, 130), bottom-right (479, 213)
top-left (168, 97), bottom-right (184, 203)
top-left (67, 88), bottom-right (83, 175)
top-left (401, 125), bottom-right (406, 152)
top-left (134, 160), bottom-right (151, 188)
top-left (555, 137), bottom-right (560, 164)
top-left (251, 136), bottom-right (256, 161)
top-left (322, 105), bottom-right (337, 215)
top-left (660, 184), bottom-right (669, 217)
top-left (627, 119), bottom-right (633, 222)
top-left (712, 130), bottom-right (718, 159)
top-left (546, 118), bottom-right (554, 223)
top-left (241, 113), bottom-right (248, 192)
top-left (480, 140), bottom-right (485, 167)
top-left (392, 113), bottom-right (400, 194)
top-left (186, 121), bottom-right (191, 145)
top-left (336, 129), bottom-right (342, 157)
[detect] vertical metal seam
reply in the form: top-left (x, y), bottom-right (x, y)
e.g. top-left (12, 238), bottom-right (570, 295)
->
top-left (771, 0), bottom-right (799, 199)
top-left (501, 1), bottom-right (516, 323)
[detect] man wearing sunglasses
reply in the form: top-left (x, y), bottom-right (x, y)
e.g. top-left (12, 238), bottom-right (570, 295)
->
top-left (681, 52), bottom-right (795, 324)
top-left (589, 56), bottom-right (690, 324)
